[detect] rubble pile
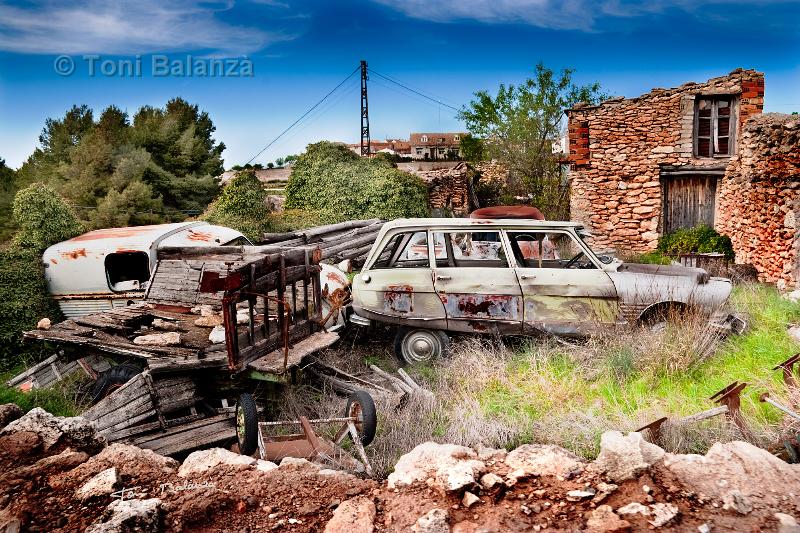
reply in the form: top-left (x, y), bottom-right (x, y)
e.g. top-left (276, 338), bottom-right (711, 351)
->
top-left (1, 404), bottom-right (799, 532)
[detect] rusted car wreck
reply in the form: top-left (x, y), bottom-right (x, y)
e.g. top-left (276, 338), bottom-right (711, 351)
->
top-left (25, 243), bottom-right (376, 469)
top-left (351, 218), bottom-right (738, 363)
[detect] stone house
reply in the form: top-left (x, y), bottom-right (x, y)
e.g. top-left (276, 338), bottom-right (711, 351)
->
top-left (410, 133), bottom-right (466, 161)
top-left (565, 69), bottom-right (800, 288)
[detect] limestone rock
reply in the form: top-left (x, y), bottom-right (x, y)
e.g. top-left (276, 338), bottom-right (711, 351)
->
top-left (132, 332), bottom-right (181, 346)
top-left (36, 318), bottom-right (51, 330)
top-left (208, 325), bottom-right (225, 344)
top-left (178, 448), bottom-right (256, 478)
top-left (194, 314), bottom-right (223, 328)
top-left (616, 502), bottom-right (650, 516)
top-left (280, 457), bottom-right (320, 469)
top-left (789, 326), bottom-right (800, 344)
top-left (783, 290), bottom-right (800, 304)
top-left (648, 503), bottom-right (679, 528)
top-left (388, 442), bottom-right (484, 492)
top-left (504, 443), bottom-right (586, 478)
top-left (324, 496), bottom-right (375, 533)
top-left (587, 505), bottom-right (631, 532)
top-left (592, 431), bottom-right (665, 482)
top-left (76, 467), bottom-right (119, 501)
top-left (462, 492), bottom-right (480, 508)
top-left (151, 319), bottom-right (183, 332)
top-left (256, 459), bottom-right (278, 472)
top-left (412, 508), bottom-right (449, 533)
top-left (722, 489), bottom-right (753, 515)
top-left (0, 404), bottom-right (23, 429)
top-left (775, 513), bottom-right (800, 533)
top-left (479, 472), bottom-right (503, 490)
top-left (0, 407), bottom-right (103, 452)
top-left (85, 498), bottom-right (161, 533)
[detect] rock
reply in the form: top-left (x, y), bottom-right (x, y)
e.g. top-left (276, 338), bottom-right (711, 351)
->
top-left (775, 513), bottom-right (800, 533)
top-left (194, 314), bottom-right (223, 327)
top-left (76, 467), bottom-right (119, 501)
top-left (0, 431), bottom-right (41, 457)
top-left (132, 332), bottom-right (181, 346)
top-left (593, 482), bottom-right (618, 503)
top-left (388, 442), bottom-right (484, 493)
top-left (323, 496), bottom-right (376, 533)
top-left (85, 498), bottom-right (161, 533)
top-left (722, 489), bottom-right (752, 515)
top-left (412, 508), bottom-right (449, 533)
top-left (178, 448), bottom-right (256, 478)
top-left (616, 502), bottom-right (650, 516)
top-left (697, 524), bottom-right (712, 533)
top-left (504, 444), bottom-right (586, 478)
top-left (33, 448), bottom-right (90, 471)
top-left (208, 325), bottom-right (225, 344)
top-left (479, 473), bottom-right (503, 490)
top-left (256, 459), bottom-right (278, 472)
top-left (0, 407), bottom-right (103, 452)
top-left (586, 505), bottom-right (631, 532)
top-left (151, 319), bottom-right (183, 332)
top-left (462, 492), bottom-right (480, 508)
top-left (476, 445), bottom-right (507, 462)
top-left (783, 289), bottom-right (800, 303)
top-left (0, 516), bottom-right (21, 533)
top-left (592, 431), bottom-right (665, 482)
top-left (236, 309), bottom-right (250, 325)
top-left (789, 326), bottom-right (800, 344)
top-left (659, 441), bottom-right (800, 507)
top-left (280, 457), bottom-right (320, 469)
top-left (567, 489), bottom-right (596, 500)
top-left (191, 304), bottom-right (215, 316)
top-left (0, 404), bottom-right (23, 429)
top-left (648, 503), bottom-right (679, 528)
top-left (36, 318), bottom-right (51, 330)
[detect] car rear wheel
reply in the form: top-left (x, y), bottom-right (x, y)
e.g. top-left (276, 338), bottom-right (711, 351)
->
top-left (394, 327), bottom-right (449, 365)
top-left (235, 393), bottom-right (259, 456)
top-left (91, 364), bottom-right (141, 404)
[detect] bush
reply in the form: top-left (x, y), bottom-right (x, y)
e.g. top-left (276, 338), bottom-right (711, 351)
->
top-left (657, 224), bottom-right (734, 259)
top-left (284, 142), bottom-right (429, 223)
top-left (0, 248), bottom-right (63, 370)
top-left (12, 183), bottom-right (83, 251)
top-left (201, 170), bottom-right (271, 242)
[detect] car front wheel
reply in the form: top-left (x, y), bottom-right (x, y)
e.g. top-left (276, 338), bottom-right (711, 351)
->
top-left (394, 327), bottom-right (449, 365)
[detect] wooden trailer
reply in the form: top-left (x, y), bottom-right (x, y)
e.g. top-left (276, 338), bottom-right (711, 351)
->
top-left (24, 244), bottom-right (346, 456)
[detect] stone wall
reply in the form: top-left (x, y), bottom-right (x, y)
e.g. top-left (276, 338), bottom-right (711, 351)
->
top-left (716, 114), bottom-right (800, 288)
top-left (566, 69), bottom-right (764, 253)
top-left (408, 162), bottom-right (472, 216)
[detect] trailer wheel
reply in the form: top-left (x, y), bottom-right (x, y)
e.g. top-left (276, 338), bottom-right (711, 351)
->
top-left (394, 328), bottom-right (449, 365)
top-left (345, 390), bottom-right (377, 446)
top-left (91, 364), bottom-right (141, 404)
top-left (236, 393), bottom-right (259, 456)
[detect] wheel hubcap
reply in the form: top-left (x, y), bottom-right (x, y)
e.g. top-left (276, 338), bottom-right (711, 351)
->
top-left (403, 331), bottom-right (440, 363)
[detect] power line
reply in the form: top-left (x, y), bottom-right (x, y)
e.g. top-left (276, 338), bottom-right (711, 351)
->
top-left (245, 65), bottom-right (361, 164)
top-left (368, 68), bottom-right (461, 113)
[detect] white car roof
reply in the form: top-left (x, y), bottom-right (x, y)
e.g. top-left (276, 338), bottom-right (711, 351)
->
top-left (381, 218), bottom-right (586, 230)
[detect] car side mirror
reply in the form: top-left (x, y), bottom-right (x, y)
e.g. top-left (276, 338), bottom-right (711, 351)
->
top-left (598, 255), bottom-right (614, 265)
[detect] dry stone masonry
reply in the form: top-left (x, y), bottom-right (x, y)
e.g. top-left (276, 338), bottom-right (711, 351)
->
top-left (566, 69), bottom-right (800, 286)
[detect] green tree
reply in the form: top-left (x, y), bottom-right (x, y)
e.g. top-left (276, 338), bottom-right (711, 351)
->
top-left (0, 159), bottom-right (17, 242)
top-left (459, 63), bottom-right (606, 219)
top-left (202, 170), bottom-right (270, 241)
top-left (12, 182), bottom-right (83, 251)
top-left (285, 142), bottom-right (428, 223)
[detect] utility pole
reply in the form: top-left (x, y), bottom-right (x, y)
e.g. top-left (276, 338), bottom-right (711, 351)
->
top-left (360, 60), bottom-right (370, 157)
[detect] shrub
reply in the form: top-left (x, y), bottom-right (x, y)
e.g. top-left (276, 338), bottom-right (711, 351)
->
top-left (657, 224), bottom-right (734, 259)
top-left (201, 170), bottom-right (271, 242)
top-left (284, 142), bottom-right (429, 223)
top-left (12, 182), bottom-right (83, 251)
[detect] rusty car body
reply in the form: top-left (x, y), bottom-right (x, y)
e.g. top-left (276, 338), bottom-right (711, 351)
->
top-left (43, 222), bottom-right (250, 318)
top-left (350, 218), bottom-right (735, 363)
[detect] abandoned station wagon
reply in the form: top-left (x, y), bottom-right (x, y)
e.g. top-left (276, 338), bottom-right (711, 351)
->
top-left (350, 218), bottom-right (734, 363)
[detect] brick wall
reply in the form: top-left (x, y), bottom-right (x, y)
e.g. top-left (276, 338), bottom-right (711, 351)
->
top-left (716, 114), bottom-right (800, 288)
top-left (566, 68), bottom-right (764, 254)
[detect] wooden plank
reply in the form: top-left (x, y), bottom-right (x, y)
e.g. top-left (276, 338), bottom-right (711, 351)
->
top-left (82, 372), bottom-right (150, 421)
top-left (248, 331), bottom-right (339, 373)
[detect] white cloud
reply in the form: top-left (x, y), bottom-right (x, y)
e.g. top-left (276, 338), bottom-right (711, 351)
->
top-left (0, 0), bottom-right (292, 55)
top-left (371, 0), bottom-right (786, 30)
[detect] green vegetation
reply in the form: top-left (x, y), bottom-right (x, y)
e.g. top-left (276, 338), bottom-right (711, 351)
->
top-left (0, 372), bottom-right (86, 417)
top-left (459, 63), bottom-right (606, 219)
top-left (15, 99), bottom-right (224, 228)
top-left (657, 224), bottom-right (735, 259)
top-left (0, 159), bottom-right (17, 242)
top-left (284, 142), bottom-right (429, 223)
top-left (11, 183), bottom-right (84, 250)
top-left (202, 170), bottom-right (272, 242)
top-left (623, 251), bottom-right (672, 265)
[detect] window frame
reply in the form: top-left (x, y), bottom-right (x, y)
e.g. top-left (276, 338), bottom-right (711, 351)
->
top-left (505, 229), bottom-right (604, 270)
top-left (104, 251), bottom-right (151, 292)
top-left (693, 95), bottom-right (737, 158)
top-left (432, 229), bottom-right (513, 269)
top-left (369, 231), bottom-right (431, 270)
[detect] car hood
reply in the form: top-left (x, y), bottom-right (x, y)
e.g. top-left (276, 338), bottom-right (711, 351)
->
top-left (615, 263), bottom-right (710, 285)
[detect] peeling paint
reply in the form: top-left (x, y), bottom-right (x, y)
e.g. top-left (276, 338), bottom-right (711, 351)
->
top-left (186, 230), bottom-right (214, 242)
top-left (384, 284), bottom-right (414, 314)
top-left (445, 294), bottom-right (520, 320)
top-left (60, 248), bottom-right (87, 260)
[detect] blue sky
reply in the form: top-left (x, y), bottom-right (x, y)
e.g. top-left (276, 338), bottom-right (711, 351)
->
top-left (0, 0), bottom-right (798, 169)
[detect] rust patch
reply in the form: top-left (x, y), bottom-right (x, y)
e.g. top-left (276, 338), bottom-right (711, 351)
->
top-left (60, 248), bottom-right (87, 260)
top-left (67, 224), bottom-right (166, 242)
top-left (384, 284), bottom-right (413, 314)
top-left (151, 304), bottom-right (193, 314)
top-left (445, 294), bottom-right (519, 319)
top-left (326, 271), bottom-right (347, 285)
top-left (468, 321), bottom-right (489, 331)
top-left (49, 258), bottom-right (58, 264)
top-left (116, 248), bottom-right (141, 253)
top-left (187, 230), bottom-right (214, 242)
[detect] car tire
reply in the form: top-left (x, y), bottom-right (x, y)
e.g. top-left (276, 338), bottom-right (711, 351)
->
top-left (235, 393), bottom-right (259, 456)
top-left (91, 364), bottom-right (141, 404)
top-left (394, 327), bottom-right (449, 365)
top-left (345, 390), bottom-right (377, 446)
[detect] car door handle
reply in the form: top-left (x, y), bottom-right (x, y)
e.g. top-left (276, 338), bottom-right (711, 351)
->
top-left (436, 275), bottom-right (451, 281)
top-left (520, 275), bottom-right (534, 280)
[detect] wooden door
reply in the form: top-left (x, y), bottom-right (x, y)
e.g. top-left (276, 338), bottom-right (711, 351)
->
top-left (662, 175), bottom-right (718, 233)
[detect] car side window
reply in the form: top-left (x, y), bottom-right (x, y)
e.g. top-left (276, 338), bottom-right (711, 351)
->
top-left (433, 231), bottom-right (509, 268)
top-left (372, 231), bottom-right (429, 269)
top-left (507, 232), bottom-right (597, 269)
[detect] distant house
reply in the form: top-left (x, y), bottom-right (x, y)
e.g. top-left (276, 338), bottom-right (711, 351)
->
top-left (346, 139), bottom-right (412, 157)
top-left (410, 133), bottom-right (466, 161)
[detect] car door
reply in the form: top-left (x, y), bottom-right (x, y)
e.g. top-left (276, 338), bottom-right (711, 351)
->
top-left (353, 230), bottom-right (446, 328)
top-left (431, 230), bottom-right (522, 334)
top-left (506, 230), bottom-right (620, 337)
